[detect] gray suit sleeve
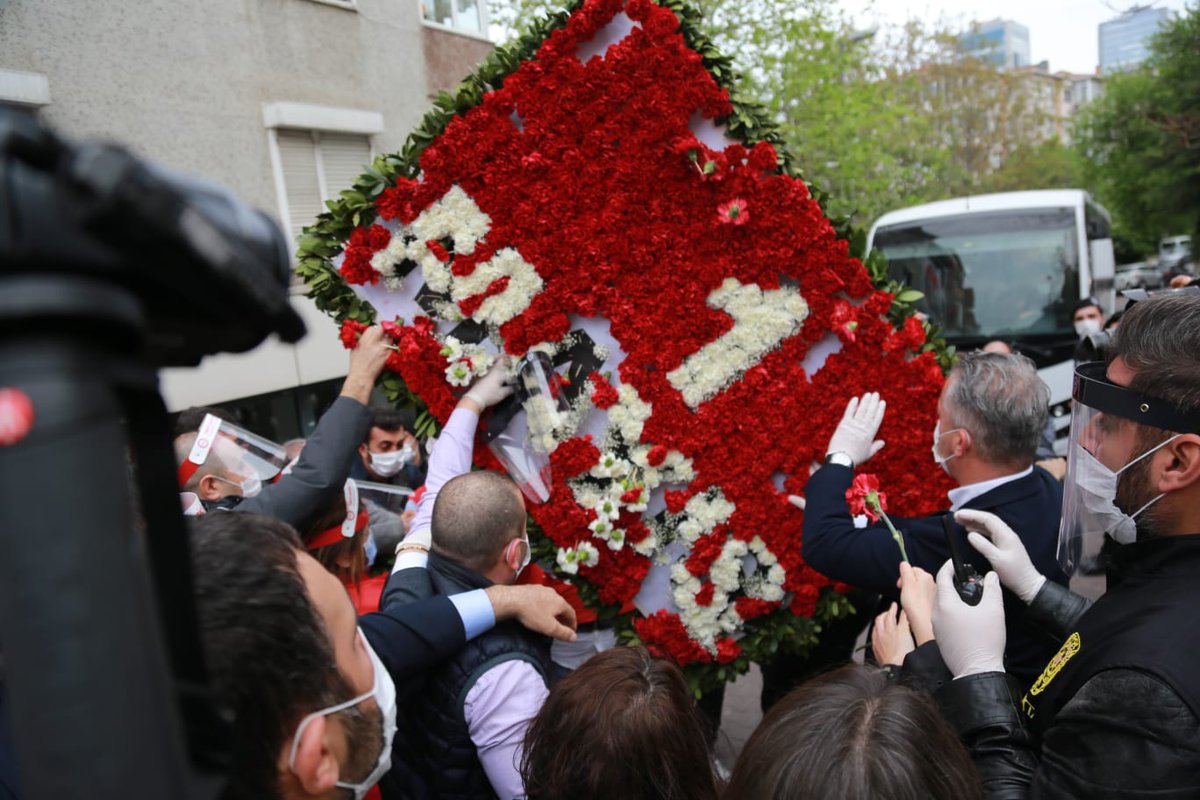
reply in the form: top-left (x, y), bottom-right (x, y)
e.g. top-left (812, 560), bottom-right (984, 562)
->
top-left (235, 395), bottom-right (371, 530)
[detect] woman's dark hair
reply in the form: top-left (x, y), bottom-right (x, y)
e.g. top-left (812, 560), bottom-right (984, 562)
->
top-left (299, 496), bottom-right (367, 585)
top-left (520, 646), bottom-right (718, 800)
top-left (724, 665), bottom-right (982, 800)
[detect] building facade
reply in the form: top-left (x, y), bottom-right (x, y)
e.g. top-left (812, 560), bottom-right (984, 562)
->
top-left (0, 0), bottom-right (493, 438)
top-left (1099, 6), bottom-right (1169, 73)
top-left (961, 18), bottom-right (1032, 70)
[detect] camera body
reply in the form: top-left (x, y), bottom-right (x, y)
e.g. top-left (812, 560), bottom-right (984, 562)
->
top-left (0, 109), bottom-right (302, 798)
top-left (1, 109), bottom-right (304, 364)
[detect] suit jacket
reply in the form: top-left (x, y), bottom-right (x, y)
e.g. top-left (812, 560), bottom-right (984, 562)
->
top-left (802, 463), bottom-right (1067, 687)
top-left (360, 593), bottom-right (465, 701)
top-left (236, 396), bottom-right (371, 531)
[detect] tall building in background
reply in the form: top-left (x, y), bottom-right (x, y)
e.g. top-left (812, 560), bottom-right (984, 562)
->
top-left (1099, 5), bottom-right (1169, 73)
top-left (961, 19), bottom-right (1031, 70)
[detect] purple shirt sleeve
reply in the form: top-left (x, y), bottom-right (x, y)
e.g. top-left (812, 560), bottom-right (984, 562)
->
top-left (392, 406), bottom-right (479, 572)
top-left (463, 660), bottom-right (548, 799)
top-left (410, 406), bottom-right (479, 539)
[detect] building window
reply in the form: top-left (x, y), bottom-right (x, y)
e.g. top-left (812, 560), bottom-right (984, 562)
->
top-left (273, 130), bottom-right (372, 242)
top-left (421, 0), bottom-right (486, 35)
top-left (262, 102), bottom-right (384, 245)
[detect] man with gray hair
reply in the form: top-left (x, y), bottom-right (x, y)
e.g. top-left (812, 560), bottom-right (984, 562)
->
top-left (801, 351), bottom-right (1068, 686)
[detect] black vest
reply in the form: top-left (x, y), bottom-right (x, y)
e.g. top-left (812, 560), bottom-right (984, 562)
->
top-left (387, 553), bottom-right (551, 800)
top-left (1023, 533), bottom-right (1200, 734)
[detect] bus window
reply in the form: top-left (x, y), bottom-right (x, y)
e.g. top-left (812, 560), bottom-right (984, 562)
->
top-left (873, 208), bottom-right (1079, 341)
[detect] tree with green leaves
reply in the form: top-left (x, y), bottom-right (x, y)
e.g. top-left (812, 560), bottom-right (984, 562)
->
top-left (1074, 5), bottom-right (1200, 255)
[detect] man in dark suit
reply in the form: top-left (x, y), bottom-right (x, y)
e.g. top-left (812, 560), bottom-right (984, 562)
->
top-left (800, 351), bottom-right (1067, 687)
top-left (187, 511), bottom-right (575, 800)
top-left (175, 325), bottom-right (393, 532)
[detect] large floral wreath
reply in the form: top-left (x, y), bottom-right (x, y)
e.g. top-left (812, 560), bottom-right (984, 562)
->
top-left (298, 0), bottom-right (955, 692)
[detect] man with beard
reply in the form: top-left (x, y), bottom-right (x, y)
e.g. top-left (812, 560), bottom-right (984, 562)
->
top-left (188, 512), bottom-right (575, 800)
top-left (931, 292), bottom-right (1200, 798)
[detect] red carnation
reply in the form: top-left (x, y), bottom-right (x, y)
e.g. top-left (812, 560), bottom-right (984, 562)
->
top-left (694, 582), bottom-right (715, 607)
top-left (338, 320), bottom-right (368, 350)
top-left (717, 198), bottom-right (749, 225)
top-left (715, 637), bottom-right (741, 665)
top-left (846, 473), bottom-right (909, 563)
top-left (589, 372), bottom-right (619, 409)
top-left (846, 473), bottom-right (886, 521)
top-left (426, 240), bottom-right (450, 262)
top-left (664, 490), bottom-right (690, 515)
top-left (831, 301), bottom-right (858, 342)
top-left (747, 141), bottom-right (778, 172)
top-left (646, 444), bottom-right (668, 467)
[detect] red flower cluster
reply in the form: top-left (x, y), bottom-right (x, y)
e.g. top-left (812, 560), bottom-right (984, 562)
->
top-left (325, 0), bottom-right (954, 669)
top-left (588, 372), bottom-right (619, 408)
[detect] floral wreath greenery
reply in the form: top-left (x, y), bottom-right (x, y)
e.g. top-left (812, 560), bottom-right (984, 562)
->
top-left (296, 0), bottom-right (955, 695)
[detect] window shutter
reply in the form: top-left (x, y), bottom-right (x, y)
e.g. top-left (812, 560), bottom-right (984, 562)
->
top-left (277, 130), bottom-right (322, 242)
top-left (319, 133), bottom-right (372, 204)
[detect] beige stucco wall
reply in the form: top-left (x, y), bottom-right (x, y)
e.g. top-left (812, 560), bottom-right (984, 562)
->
top-left (0, 0), bottom-right (494, 409)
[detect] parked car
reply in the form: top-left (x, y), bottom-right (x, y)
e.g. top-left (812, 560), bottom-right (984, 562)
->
top-left (1115, 261), bottom-right (1164, 292)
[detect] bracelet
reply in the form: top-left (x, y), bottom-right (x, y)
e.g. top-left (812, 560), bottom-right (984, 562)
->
top-left (395, 541), bottom-right (430, 556)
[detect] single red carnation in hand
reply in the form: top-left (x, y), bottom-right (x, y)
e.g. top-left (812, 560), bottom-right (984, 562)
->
top-left (846, 473), bottom-right (887, 522)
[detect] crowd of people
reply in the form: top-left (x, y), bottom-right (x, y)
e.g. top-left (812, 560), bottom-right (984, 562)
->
top-left (3, 290), bottom-right (1197, 800)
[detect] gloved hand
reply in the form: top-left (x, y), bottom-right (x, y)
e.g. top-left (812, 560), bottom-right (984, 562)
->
top-left (932, 560), bottom-right (1006, 678)
top-left (464, 358), bottom-right (514, 409)
top-left (825, 392), bottom-right (886, 466)
top-left (955, 509), bottom-right (1046, 604)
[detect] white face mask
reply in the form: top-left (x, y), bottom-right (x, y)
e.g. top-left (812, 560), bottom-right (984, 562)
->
top-left (288, 629), bottom-right (397, 799)
top-left (512, 534), bottom-right (532, 578)
top-left (1074, 434), bottom-right (1180, 544)
top-left (1074, 317), bottom-right (1103, 338)
top-left (369, 442), bottom-right (414, 478)
top-left (931, 422), bottom-right (964, 475)
top-left (216, 473), bottom-right (262, 498)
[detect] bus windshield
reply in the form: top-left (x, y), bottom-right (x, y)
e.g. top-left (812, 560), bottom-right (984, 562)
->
top-left (873, 208), bottom-right (1079, 341)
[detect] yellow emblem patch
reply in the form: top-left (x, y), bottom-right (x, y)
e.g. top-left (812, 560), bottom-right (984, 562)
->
top-left (1022, 632), bottom-right (1081, 719)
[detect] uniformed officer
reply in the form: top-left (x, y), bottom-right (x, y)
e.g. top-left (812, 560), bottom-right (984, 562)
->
top-left (929, 291), bottom-right (1200, 799)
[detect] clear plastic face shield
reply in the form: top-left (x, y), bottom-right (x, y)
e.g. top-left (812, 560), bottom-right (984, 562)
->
top-left (354, 480), bottom-right (413, 556)
top-left (1058, 362), bottom-right (1196, 574)
top-left (483, 352), bottom-right (568, 504)
top-left (177, 413), bottom-right (288, 493)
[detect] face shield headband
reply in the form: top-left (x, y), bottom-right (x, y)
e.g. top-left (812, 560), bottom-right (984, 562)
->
top-left (1057, 361), bottom-right (1200, 575)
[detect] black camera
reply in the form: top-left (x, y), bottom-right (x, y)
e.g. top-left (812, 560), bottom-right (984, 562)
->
top-left (1075, 285), bottom-right (1200, 363)
top-left (0, 110), bottom-right (303, 798)
top-left (1, 109), bottom-right (304, 364)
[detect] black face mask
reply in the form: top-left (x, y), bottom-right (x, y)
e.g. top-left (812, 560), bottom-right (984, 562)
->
top-left (201, 496), bottom-right (243, 513)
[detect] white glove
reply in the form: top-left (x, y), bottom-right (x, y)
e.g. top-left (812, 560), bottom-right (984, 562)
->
top-left (463, 359), bottom-right (514, 408)
top-left (955, 509), bottom-right (1047, 605)
top-left (932, 560), bottom-right (1006, 679)
top-left (825, 392), bottom-right (886, 466)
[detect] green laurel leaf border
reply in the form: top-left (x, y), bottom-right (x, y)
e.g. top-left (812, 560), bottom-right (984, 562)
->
top-left (295, 0), bottom-right (954, 695)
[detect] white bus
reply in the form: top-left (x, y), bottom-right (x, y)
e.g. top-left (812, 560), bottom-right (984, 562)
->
top-left (868, 190), bottom-right (1116, 446)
